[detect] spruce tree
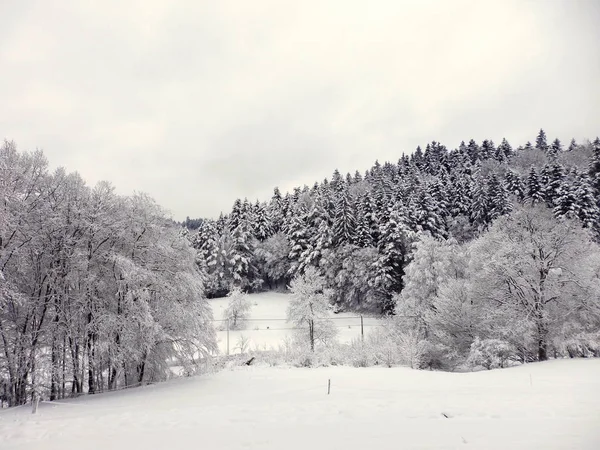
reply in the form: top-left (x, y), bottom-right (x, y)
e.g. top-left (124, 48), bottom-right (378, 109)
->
top-left (504, 169), bottom-right (525, 201)
top-left (332, 187), bottom-right (357, 246)
top-left (416, 189), bottom-right (447, 239)
top-left (535, 128), bottom-right (548, 152)
top-left (527, 167), bottom-right (544, 205)
top-left (467, 139), bottom-right (480, 163)
top-left (287, 214), bottom-right (310, 276)
top-left (496, 138), bottom-right (513, 161)
top-left (588, 139), bottom-right (600, 195)
top-left (573, 174), bottom-right (599, 229)
top-left (469, 177), bottom-right (490, 230)
top-left (371, 207), bottom-right (414, 314)
top-left (480, 139), bottom-right (495, 160)
top-left (553, 181), bottom-right (578, 220)
top-left (488, 174), bottom-right (512, 220)
top-left (228, 198), bottom-right (244, 231)
top-left (568, 138), bottom-right (577, 152)
top-left (253, 202), bottom-right (273, 241)
top-left (545, 163), bottom-right (565, 207)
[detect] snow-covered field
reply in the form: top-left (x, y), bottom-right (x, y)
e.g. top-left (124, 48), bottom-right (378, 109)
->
top-left (0, 359), bottom-right (598, 449)
top-left (209, 292), bottom-right (383, 354)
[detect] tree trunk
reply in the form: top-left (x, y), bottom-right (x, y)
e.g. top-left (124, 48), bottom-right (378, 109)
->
top-left (87, 313), bottom-right (96, 394)
top-left (50, 338), bottom-right (59, 401)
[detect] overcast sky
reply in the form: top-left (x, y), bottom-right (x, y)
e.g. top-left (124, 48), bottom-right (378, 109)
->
top-left (1, 0), bottom-right (599, 220)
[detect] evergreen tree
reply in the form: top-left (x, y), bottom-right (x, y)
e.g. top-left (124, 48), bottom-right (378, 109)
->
top-left (535, 128), bottom-right (548, 152)
top-left (354, 196), bottom-right (374, 248)
top-left (228, 198), bottom-right (244, 231)
top-left (588, 139), bottom-right (600, 195)
top-left (545, 163), bottom-right (565, 207)
top-left (253, 201), bottom-right (273, 241)
top-left (467, 139), bottom-right (480, 163)
top-left (230, 221), bottom-right (255, 287)
top-left (496, 138), bottom-right (513, 161)
top-left (300, 219), bottom-right (333, 271)
top-left (216, 213), bottom-right (228, 233)
top-left (551, 138), bottom-right (563, 153)
top-left (504, 169), bottom-right (525, 201)
top-left (448, 175), bottom-right (471, 216)
top-left (469, 177), bottom-right (490, 230)
top-left (269, 187), bottom-right (284, 233)
top-left (332, 187), bottom-right (357, 246)
top-left (287, 214), bottom-right (310, 276)
top-left (568, 138), bottom-right (577, 152)
top-left (553, 181), bottom-right (578, 221)
top-left (487, 174), bottom-right (512, 220)
top-left (412, 146), bottom-right (424, 170)
top-left (573, 174), bottom-right (599, 229)
top-left (527, 167), bottom-right (544, 205)
top-left (480, 139), bottom-right (495, 160)
top-left (371, 207), bottom-right (414, 314)
top-left (416, 189), bottom-right (447, 239)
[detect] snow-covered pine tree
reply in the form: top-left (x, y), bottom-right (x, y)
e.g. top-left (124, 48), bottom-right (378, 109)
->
top-left (448, 175), bottom-right (471, 216)
top-left (550, 138), bottom-right (563, 157)
top-left (371, 205), bottom-right (415, 314)
top-left (545, 162), bottom-right (565, 207)
top-left (416, 188), bottom-right (447, 239)
top-left (469, 177), bottom-right (490, 230)
top-left (412, 146), bottom-right (425, 170)
top-left (527, 167), bottom-right (544, 205)
top-left (269, 187), bottom-right (284, 234)
top-left (467, 139), bottom-right (480, 163)
top-left (553, 181), bottom-right (578, 220)
top-left (588, 139), bottom-right (600, 197)
top-left (496, 138), bottom-right (513, 161)
top-left (535, 128), bottom-right (548, 152)
top-left (354, 201), bottom-right (374, 248)
top-left (573, 173), bottom-right (599, 229)
top-left (228, 198), bottom-right (244, 231)
top-left (504, 169), bottom-right (525, 201)
top-left (287, 213), bottom-right (311, 276)
top-left (230, 221), bottom-right (255, 287)
top-left (487, 174), bottom-right (512, 220)
top-left (568, 138), bottom-right (577, 152)
top-left (480, 139), bottom-right (495, 160)
top-left (332, 186), bottom-right (357, 246)
top-left (253, 201), bottom-right (273, 241)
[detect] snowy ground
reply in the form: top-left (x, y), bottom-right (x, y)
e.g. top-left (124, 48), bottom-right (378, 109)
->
top-left (209, 292), bottom-right (383, 354)
top-left (1, 359), bottom-right (599, 449)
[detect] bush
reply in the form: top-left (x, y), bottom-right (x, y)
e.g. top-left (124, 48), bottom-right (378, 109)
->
top-left (557, 331), bottom-right (600, 358)
top-left (467, 338), bottom-right (516, 370)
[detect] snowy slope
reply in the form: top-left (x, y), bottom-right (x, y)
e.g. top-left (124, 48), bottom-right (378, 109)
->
top-left (1, 359), bottom-right (599, 449)
top-left (209, 292), bottom-right (382, 354)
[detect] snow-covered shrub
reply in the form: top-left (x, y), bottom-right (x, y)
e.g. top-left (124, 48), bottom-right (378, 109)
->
top-left (557, 331), bottom-right (600, 358)
top-left (346, 338), bottom-right (374, 368)
top-left (467, 338), bottom-right (516, 370)
top-left (417, 341), bottom-right (458, 370)
top-left (223, 287), bottom-right (252, 329)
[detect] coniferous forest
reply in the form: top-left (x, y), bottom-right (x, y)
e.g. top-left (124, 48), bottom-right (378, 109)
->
top-left (187, 130), bottom-right (600, 365)
top-left (2, 131), bottom-right (600, 406)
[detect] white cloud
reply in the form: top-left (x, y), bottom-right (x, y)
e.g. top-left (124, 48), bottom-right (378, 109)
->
top-left (1, 0), bottom-right (599, 219)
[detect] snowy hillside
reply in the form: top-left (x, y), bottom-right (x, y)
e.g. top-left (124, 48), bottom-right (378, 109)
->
top-left (1, 359), bottom-right (598, 449)
top-left (209, 292), bottom-right (382, 354)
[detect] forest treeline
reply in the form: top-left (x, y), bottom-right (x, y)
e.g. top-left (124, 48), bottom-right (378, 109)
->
top-left (187, 130), bottom-right (600, 366)
top-left (0, 141), bottom-right (216, 406)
